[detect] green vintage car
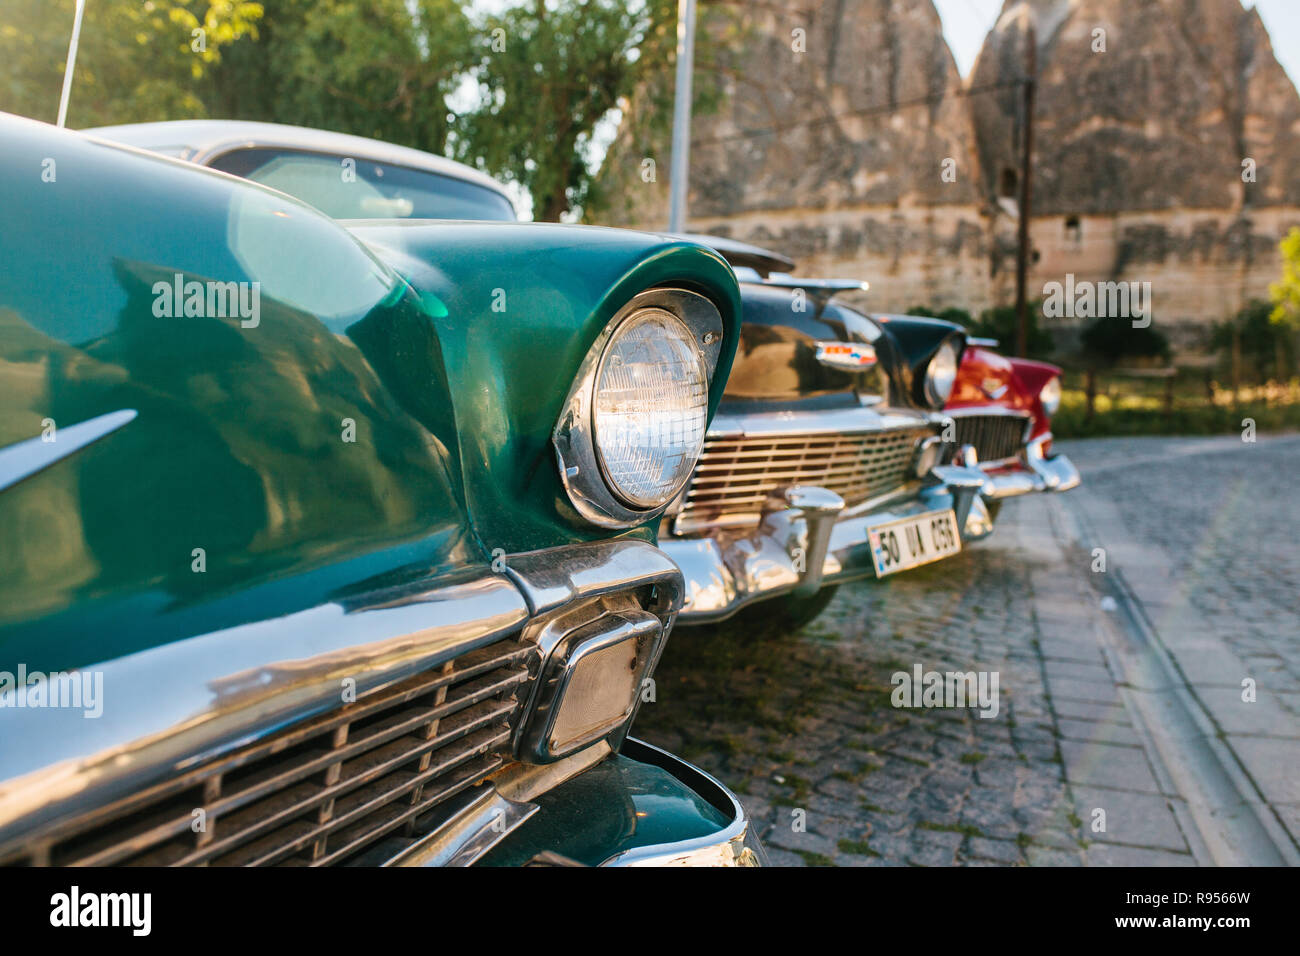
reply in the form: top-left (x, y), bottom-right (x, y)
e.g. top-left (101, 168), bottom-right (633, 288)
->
top-left (0, 111), bottom-right (761, 867)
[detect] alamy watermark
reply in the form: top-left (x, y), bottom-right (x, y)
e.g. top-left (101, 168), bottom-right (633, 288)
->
top-left (890, 664), bottom-right (999, 718)
top-left (50, 886), bottom-right (150, 936)
top-left (1042, 273), bottom-right (1151, 328)
top-left (0, 665), bottom-right (103, 718)
top-left (152, 273), bottom-right (260, 328)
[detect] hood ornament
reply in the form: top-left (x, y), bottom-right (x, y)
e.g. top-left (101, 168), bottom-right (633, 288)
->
top-left (814, 341), bottom-right (876, 370)
top-left (979, 379), bottom-right (1008, 400)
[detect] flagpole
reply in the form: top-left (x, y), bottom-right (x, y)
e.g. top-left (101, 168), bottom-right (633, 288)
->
top-left (667, 0), bottom-right (697, 234)
top-left (57, 0), bottom-right (87, 127)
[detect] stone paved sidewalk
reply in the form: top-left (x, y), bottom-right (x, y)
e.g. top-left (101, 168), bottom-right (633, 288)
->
top-left (631, 441), bottom-right (1264, 866)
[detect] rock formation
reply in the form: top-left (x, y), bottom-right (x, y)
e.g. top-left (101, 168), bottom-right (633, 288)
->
top-left (596, 0), bottom-right (1300, 343)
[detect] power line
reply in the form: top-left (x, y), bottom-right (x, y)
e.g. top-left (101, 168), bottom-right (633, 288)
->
top-left (688, 76), bottom-right (1027, 148)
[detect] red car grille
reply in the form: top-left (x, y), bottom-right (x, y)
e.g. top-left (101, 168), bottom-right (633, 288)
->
top-left (949, 412), bottom-right (1030, 464)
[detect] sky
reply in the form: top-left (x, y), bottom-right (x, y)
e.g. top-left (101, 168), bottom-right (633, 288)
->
top-left (934, 0), bottom-right (1300, 90)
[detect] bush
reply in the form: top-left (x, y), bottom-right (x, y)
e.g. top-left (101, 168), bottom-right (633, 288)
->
top-left (1210, 299), bottom-right (1298, 384)
top-left (1080, 316), bottom-right (1170, 366)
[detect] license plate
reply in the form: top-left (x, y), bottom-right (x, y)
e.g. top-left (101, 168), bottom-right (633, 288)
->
top-left (868, 509), bottom-right (961, 577)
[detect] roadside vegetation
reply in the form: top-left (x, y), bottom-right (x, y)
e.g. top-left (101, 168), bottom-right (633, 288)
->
top-left (909, 227), bottom-right (1300, 439)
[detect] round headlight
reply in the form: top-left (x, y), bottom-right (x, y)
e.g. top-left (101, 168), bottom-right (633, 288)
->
top-left (924, 340), bottom-right (959, 408)
top-left (1039, 376), bottom-right (1061, 416)
top-left (593, 308), bottom-right (709, 508)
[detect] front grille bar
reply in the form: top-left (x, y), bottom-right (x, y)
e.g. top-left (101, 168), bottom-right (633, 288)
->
top-left (0, 639), bottom-right (533, 867)
top-left (676, 426), bottom-right (930, 530)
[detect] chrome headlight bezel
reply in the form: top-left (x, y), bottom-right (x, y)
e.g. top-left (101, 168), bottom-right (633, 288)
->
top-left (1039, 376), bottom-right (1062, 417)
top-left (553, 287), bottom-right (724, 528)
top-left (923, 339), bottom-right (960, 409)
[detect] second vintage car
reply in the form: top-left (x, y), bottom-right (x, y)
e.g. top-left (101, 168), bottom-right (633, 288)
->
top-left (663, 236), bottom-right (1079, 632)
top-left (658, 237), bottom-right (995, 630)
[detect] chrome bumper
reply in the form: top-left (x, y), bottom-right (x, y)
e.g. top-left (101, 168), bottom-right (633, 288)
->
top-left (980, 434), bottom-right (1081, 501)
top-left (466, 738), bottom-right (763, 867)
top-left (662, 464), bottom-right (993, 623)
top-left (603, 738), bottom-right (762, 866)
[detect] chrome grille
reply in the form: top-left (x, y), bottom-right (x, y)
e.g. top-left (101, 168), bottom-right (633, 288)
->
top-left (948, 413), bottom-right (1030, 464)
top-left (675, 426), bottom-right (930, 531)
top-left (0, 638), bottom-right (534, 867)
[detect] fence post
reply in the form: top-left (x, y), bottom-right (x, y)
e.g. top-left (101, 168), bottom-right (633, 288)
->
top-left (1232, 329), bottom-right (1242, 408)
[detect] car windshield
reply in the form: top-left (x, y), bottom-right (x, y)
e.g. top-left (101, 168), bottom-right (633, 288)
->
top-left (207, 147), bottom-right (516, 221)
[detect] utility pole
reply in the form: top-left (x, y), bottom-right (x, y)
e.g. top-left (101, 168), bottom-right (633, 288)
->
top-left (57, 0), bottom-right (87, 128)
top-left (1014, 23), bottom-right (1036, 357)
top-left (667, 0), bottom-right (697, 234)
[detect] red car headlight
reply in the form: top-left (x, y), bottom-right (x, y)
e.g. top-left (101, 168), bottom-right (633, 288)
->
top-left (1039, 377), bottom-right (1062, 417)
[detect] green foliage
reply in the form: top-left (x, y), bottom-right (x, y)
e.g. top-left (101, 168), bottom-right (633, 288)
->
top-left (0, 0), bottom-right (262, 126)
top-left (205, 0), bottom-right (472, 157)
top-left (1080, 316), bottom-right (1170, 367)
top-left (1052, 390), bottom-right (1300, 438)
top-left (1, 1), bottom-right (723, 223)
top-left (971, 302), bottom-right (1056, 358)
top-left (1211, 299), bottom-right (1298, 383)
top-left (1270, 227), bottom-right (1300, 329)
top-left (454, 0), bottom-right (664, 221)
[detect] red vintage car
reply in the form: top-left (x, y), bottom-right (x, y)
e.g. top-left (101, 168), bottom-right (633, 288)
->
top-left (939, 337), bottom-right (1080, 514)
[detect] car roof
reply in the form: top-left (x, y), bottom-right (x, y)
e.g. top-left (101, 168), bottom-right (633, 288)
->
top-left (82, 119), bottom-right (515, 211)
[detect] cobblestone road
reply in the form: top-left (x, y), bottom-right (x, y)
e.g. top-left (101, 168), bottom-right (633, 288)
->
top-left (632, 433), bottom-right (1300, 866)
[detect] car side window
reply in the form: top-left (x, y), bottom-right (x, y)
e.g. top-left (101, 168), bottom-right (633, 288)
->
top-left (208, 147), bottom-right (516, 221)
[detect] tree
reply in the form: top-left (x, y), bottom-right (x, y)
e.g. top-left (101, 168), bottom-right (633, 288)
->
top-left (205, 0), bottom-right (472, 157)
top-left (455, 0), bottom-right (665, 221)
top-left (1214, 299), bottom-right (1297, 385)
top-left (0, 1), bottom-right (262, 127)
top-left (1270, 227), bottom-right (1300, 330)
top-left (1080, 316), bottom-right (1170, 367)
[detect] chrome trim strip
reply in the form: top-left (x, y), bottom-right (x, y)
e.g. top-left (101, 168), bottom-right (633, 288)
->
top-left (385, 787), bottom-right (539, 867)
top-left (940, 406), bottom-right (1032, 421)
top-left (707, 405), bottom-right (927, 440)
top-left (491, 741), bottom-right (612, 804)
top-left (604, 738), bottom-right (758, 867)
top-left (503, 539), bottom-right (684, 616)
top-left (0, 409), bottom-right (136, 494)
